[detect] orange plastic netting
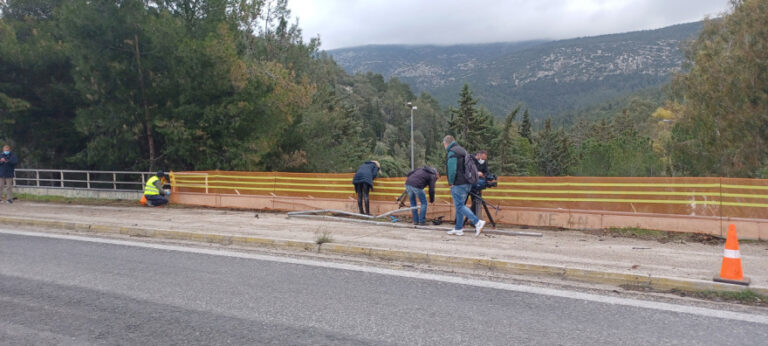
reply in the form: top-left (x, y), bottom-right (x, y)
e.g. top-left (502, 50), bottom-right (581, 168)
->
top-left (171, 171), bottom-right (768, 219)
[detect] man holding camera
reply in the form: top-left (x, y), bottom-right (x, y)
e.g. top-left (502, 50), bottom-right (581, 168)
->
top-left (470, 150), bottom-right (495, 216)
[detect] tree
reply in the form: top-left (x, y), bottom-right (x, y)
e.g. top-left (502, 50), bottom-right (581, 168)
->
top-left (2, 0), bottom-right (460, 175)
top-left (671, 0), bottom-right (768, 177)
top-left (534, 119), bottom-right (571, 176)
top-left (448, 84), bottom-right (491, 152)
top-left (53, 0), bottom-right (313, 171)
top-left (519, 108), bottom-right (532, 142)
top-left (59, 0), bottom-right (174, 170)
top-left (492, 105), bottom-right (532, 175)
top-left (0, 1), bottom-right (86, 168)
top-left (570, 134), bottom-right (662, 177)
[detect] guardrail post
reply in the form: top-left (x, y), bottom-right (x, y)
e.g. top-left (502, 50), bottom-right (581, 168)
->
top-left (205, 175), bottom-right (209, 194)
top-left (60, 171), bottom-right (64, 188)
top-left (36, 170), bottom-right (40, 187)
top-left (113, 173), bottom-right (117, 190)
top-left (141, 174), bottom-right (145, 191)
top-left (86, 172), bottom-right (91, 189)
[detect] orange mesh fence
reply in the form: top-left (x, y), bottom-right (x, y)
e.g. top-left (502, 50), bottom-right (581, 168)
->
top-left (171, 171), bottom-right (768, 219)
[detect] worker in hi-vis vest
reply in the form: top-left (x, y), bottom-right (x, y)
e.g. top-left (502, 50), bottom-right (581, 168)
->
top-left (144, 170), bottom-right (170, 207)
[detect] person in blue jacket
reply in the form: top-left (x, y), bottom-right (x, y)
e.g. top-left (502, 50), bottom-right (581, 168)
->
top-left (352, 160), bottom-right (380, 215)
top-left (0, 144), bottom-right (19, 204)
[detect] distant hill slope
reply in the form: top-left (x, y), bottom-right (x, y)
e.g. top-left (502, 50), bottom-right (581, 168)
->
top-left (329, 22), bottom-right (703, 118)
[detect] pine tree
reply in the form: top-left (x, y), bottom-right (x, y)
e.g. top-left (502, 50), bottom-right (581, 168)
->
top-left (448, 84), bottom-right (490, 152)
top-left (493, 105), bottom-right (532, 175)
top-left (519, 108), bottom-right (532, 142)
top-left (534, 119), bottom-right (571, 176)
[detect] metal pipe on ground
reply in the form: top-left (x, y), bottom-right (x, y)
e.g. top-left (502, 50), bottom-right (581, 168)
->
top-left (287, 209), bottom-right (374, 219)
top-left (286, 207), bottom-right (419, 220)
top-left (376, 207), bottom-right (420, 218)
top-left (287, 214), bottom-right (543, 237)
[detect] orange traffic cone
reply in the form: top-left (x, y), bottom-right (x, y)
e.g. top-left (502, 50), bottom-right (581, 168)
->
top-left (139, 195), bottom-right (147, 206)
top-left (713, 224), bottom-right (750, 286)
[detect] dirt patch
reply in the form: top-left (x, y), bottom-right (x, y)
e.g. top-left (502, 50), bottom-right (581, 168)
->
top-left (582, 227), bottom-right (726, 245)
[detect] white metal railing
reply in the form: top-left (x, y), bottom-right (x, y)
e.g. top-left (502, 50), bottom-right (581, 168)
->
top-left (13, 169), bottom-right (168, 191)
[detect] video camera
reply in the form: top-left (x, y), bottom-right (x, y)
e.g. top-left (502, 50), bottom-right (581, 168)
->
top-left (473, 173), bottom-right (497, 191)
top-left (485, 174), bottom-right (498, 188)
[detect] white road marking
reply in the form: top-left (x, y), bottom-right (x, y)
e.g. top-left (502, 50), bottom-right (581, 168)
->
top-left (2, 228), bottom-right (767, 325)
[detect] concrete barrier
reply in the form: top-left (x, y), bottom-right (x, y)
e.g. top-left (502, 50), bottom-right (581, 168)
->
top-left (15, 185), bottom-right (768, 240)
top-left (15, 186), bottom-right (142, 200)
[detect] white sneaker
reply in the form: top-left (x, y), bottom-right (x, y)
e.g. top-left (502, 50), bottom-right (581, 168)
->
top-left (475, 220), bottom-right (486, 236)
top-left (446, 229), bottom-right (464, 236)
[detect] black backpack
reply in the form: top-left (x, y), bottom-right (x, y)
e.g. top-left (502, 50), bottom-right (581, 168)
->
top-left (451, 147), bottom-right (479, 184)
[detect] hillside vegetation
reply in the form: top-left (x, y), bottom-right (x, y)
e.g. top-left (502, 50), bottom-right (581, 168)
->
top-left (1, 0), bottom-right (766, 178)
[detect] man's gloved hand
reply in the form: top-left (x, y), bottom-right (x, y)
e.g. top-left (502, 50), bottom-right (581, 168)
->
top-left (165, 190), bottom-right (172, 196)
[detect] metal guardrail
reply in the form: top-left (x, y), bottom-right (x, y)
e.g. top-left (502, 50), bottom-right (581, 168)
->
top-left (13, 169), bottom-right (167, 191)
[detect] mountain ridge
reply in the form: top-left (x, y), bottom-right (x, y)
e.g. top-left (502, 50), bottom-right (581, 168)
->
top-left (328, 21), bottom-right (703, 118)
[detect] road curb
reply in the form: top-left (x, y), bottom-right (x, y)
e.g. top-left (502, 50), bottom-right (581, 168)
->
top-left (2, 216), bottom-right (766, 296)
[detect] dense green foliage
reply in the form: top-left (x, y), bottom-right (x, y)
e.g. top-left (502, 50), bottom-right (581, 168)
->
top-left (1, 0), bottom-right (766, 179)
top-left (0, 0), bottom-right (443, 175)
top-left (669, 0), bottom-right (768, 177)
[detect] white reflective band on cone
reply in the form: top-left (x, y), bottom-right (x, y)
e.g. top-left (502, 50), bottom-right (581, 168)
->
top-left (723, 249), bottom-right (741, 259)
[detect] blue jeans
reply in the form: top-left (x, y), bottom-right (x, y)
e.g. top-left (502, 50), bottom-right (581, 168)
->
top-left (405, 184), bottom-right (427, 223)
top-left (450, 184), bottom-right (479, 230)
top-left (145, 194), bottom-right (168, 207)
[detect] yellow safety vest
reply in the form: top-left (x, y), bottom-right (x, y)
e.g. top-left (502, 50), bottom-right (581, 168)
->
top-left (144, 176), bottom-right (161, 195)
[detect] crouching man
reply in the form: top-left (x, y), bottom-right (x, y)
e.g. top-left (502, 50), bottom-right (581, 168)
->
top-left (404, 166), bottom-right (439, 226)
top-left (144, 171), bottom-right (170, 207)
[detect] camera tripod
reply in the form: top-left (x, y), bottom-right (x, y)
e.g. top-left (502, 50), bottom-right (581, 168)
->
top-left (396, 189), bottom-right (500, 228)
top-left (463, 190), bottom-right (499, 229)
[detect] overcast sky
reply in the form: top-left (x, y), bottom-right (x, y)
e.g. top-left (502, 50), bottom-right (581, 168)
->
top-left (288, 0), bottom-right (731, 50)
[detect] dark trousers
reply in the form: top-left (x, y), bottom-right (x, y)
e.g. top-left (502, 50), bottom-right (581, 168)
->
top-left (470, 189), bottom-right (482, 217)
top-left (145, 194), bottom-right (169, 207)
top-left (354, 183), bottom-right (372, 215)
top-left (469, 178), bottom-right (486, 217)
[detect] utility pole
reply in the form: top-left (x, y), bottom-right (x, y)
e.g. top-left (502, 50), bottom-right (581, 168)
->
top-left (407, 102), bottom-right (418, 171)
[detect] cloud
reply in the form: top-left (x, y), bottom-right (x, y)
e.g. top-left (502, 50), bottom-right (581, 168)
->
top-left (289, 0), bottom-right (730, 50)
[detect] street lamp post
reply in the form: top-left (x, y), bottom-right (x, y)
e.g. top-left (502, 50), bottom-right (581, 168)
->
top-left (407, 102), bottom-right (418, 171)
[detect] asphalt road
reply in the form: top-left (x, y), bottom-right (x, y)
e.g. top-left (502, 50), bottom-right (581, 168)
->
top-left (0, 229), bottom-right (766, 345)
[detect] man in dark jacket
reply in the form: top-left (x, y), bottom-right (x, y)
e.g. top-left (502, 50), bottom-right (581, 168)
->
top-left (443, 135), bottom-right (486, 236)
top-left (0, 145), bottom-right (19, 204)
top-left (352, 160), bottom-right (380, 215)
top-left (404, 166), bottom-right (439, 225)
top-left (473, 150), bottom-right (490, 181)
top-left (470, 150), bottom-right (490, 215)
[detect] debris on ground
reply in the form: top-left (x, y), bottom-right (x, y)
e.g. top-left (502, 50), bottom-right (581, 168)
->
top-left (582, 227), bottom-right (727, 245)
